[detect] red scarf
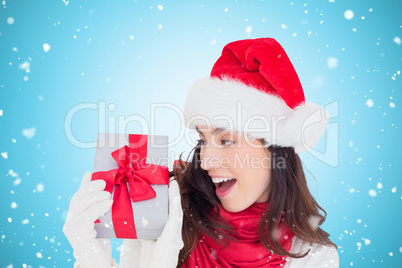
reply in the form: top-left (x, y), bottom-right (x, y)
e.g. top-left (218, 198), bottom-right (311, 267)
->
top-left (182, 202), bottom-right (295, 267)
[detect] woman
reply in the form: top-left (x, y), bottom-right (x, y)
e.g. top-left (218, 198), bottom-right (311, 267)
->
top-left (64, 37), bottom-right (339, 267)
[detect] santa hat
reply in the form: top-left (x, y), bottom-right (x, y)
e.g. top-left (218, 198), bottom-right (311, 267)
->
top-left (183, 37), bottom-right (329, 153)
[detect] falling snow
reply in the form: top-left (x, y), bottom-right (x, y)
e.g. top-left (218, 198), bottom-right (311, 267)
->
top-left (19, 61), bottom-right (30, 73)
top-left (377, 182), bottom-right (383, 189)
top-left (1, 2), bottom-right (401, 267)
top-left (36, 183), bottom-right (45, 193)
top-left (141, 217), bottom-right (149, 227)
top-left (327, 57), bottom-right (338, 69)
top-left (22, 127), bottom-right (36, 139)
top-left (307, 215), bottom-right (321, 230)
top-left (365, 99), bottom-right (374, 107)
top-left (344, 10), bottom-right (354, 20)
top-left (8, 169), bottom-right (18, 177)
top-left (7, 17), bottom-right (14, 24)
top-left (43, 43), bottom-right (51, 52)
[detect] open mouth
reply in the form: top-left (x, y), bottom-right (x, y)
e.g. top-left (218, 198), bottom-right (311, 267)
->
top-left (212, 177), bottom-right (237, 197)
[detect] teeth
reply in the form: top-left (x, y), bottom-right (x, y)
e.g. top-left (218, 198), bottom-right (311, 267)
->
top-left (211, 177), bottom-right (235, 183)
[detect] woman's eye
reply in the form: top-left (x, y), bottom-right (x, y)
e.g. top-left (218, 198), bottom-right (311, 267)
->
top-left (221, 140), bottom-right (234, 146)
top-left (196, 139), bottom-right (206, 145)
top-left (196, 139), bottom-right (234, 146)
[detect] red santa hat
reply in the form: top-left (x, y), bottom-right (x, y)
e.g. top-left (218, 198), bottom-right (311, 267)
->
top-left (183, 37), bottom-right (329, 153)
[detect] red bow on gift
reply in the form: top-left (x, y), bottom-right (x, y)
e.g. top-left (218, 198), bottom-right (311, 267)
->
top-left (92, 134), bottom-right (170, 239)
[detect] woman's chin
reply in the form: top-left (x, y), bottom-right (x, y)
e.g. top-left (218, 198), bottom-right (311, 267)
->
top-left (219, 200), bottom-right (249, 213)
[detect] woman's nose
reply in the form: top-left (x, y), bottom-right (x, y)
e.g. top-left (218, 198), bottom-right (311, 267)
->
top-left (200, 145), bottom-right (220, 170)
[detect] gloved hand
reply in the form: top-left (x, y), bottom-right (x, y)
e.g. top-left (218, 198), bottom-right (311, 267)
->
top-left (119, 179), bottom-right (184, 268)
top-left (63, 171), bottom-right (115, 268)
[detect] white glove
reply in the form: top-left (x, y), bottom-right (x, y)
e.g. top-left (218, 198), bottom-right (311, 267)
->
top-left (63, 171), bottom-right (115, 268)
top-left (119, 179), bottom-right (184, 268)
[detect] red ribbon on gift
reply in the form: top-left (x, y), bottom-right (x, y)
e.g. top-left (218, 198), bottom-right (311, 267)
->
top-left (91, 134), bottom-right (170, 239)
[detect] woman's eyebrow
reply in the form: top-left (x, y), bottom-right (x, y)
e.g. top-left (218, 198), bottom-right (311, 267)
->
top-left (195, 126), bottom-right (228, 137)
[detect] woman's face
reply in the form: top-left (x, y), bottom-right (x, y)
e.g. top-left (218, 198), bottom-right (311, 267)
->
top-left (196, 125), bottom-right (272, 213)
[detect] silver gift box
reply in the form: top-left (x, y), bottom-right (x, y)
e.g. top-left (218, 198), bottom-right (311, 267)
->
top-left (92, 133), bottom-right (169, 239)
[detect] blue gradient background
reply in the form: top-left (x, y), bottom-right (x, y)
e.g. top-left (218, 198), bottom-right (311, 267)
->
top-left (1, 0), bottom-right (401, 267)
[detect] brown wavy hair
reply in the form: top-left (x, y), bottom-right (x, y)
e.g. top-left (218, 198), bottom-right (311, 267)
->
top-left (170, 140), bottom-right (337, 267)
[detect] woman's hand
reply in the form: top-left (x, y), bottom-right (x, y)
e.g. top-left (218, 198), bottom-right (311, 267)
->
top-left (63, 172), bottom-right (114, 268)
top-left (119, 179), bottom-right (184, 268)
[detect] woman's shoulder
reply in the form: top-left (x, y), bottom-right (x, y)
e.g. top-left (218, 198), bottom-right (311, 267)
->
top-left (284, 235), bottom-right (339, 268)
